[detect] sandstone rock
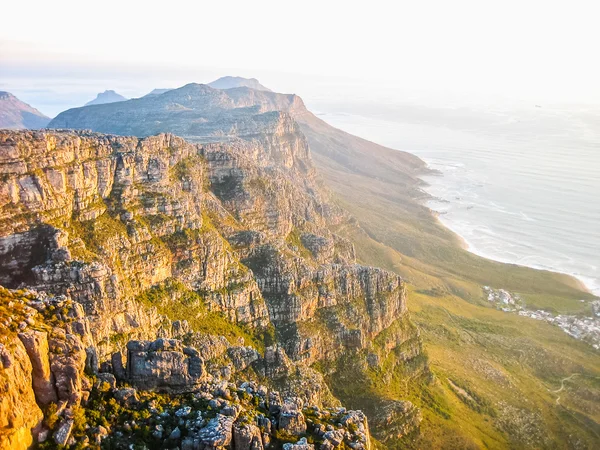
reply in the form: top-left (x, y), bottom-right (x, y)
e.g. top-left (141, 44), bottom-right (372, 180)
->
top-left (227, 346), bottom-right (260, 371)
top-left (232, 421), bottom-right (264, 450)
top-left (283, 437), bottom-right (314, 450)
top-left (0, 337), bottom-right (44, 450)
top-left (96, 372), bottom-right (116, 391)
top-left (49, 329), bottom-right (89, 405)
top-left (257, 345), bottom-right (292, 379)
top-left (111, 351), bottom-right (126, 380)
top-left (114, 388), bottom-right (138, 407)
top-left (278, 401), bottom-right (307, 436)
top-left (126, 338), bottom-right (205, 392)
top-left (53, 419), bottom-right (74, 446)
top-left (17, 330), bottom-right (57, 406)
top-left (175, 406), bottom-right (192, 418)
top-left (169, 426), bottom-right (182, 440)
top-left (197, 414), bottom-right (235, 448)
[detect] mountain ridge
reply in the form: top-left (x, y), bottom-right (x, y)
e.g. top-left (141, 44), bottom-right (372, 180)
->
top-left (0, 91), bottom-right (50, 129)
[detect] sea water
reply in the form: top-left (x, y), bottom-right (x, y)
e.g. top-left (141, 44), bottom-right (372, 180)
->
top-left (316, 103), bottom-right (600, 295)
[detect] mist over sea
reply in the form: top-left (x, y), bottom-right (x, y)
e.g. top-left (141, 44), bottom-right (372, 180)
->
top-left (314, 101), bottom-right (600, 296)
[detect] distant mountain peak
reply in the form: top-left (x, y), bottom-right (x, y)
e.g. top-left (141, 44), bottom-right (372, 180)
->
top-left (208, 76), bottom-right (272, 92)
top-left (85, 90), bottom-right (128, 106)
top-left (142, 88), bottom-right (173, 98)
top-left (0, 91), bottom-right (50, 129)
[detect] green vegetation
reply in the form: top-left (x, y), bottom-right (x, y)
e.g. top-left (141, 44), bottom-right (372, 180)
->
top-left (135, 279), bottom-right (271, 351)
top-left (67, 211), bottom-right (129, 257)
top-left (246, 176), bottom-right (270, 192)
top-left (285, 227), bottom-right (313, 259)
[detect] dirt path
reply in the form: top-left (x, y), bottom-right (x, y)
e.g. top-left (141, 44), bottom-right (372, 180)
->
top-left (550, 373), bottom-right (579, 405)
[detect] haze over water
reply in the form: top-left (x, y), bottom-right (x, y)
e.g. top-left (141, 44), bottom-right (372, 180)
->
top-left (315, 101), bottom-right (600, 296)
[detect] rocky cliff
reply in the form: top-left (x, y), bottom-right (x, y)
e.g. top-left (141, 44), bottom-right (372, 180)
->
top-left (0, 128), bottom-right (418, 361)
top-left (1, 88), bottom-right (425, 447)
top-left (0, 288), bottom-right (95, 447)
top-left (0, 288), bottom-right (372, 449)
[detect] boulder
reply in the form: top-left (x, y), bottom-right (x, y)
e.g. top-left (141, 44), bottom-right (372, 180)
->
top-left (126, 338), bottom-right (205, 392)
top-left (197, 414), bottom-right (235, 448)
top-left (232, 421), bottom-right (264, 450)
top-left (114, 387), bottom-right (138, 407)
top-left (283, 437), bottom-right (314, 450)
top-left (278, 401), bottom-right (307, 436)
top-left (17, 330), bottom-right (57, 406)
top-left (53, 419), bottom-right (74, 446)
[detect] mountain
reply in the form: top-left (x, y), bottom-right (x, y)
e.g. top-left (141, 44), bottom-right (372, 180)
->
top-left (141, 88), bottom-right (172, 97)
top-left (84, 89), bottom-right (128, 106)
top-left (0, 91), bottom-right (50, 129)
top-left (49, 83), bottom-right (424, 187)
top-left (12, 80), bottom-right (600, 449)
top-left (209, 76), bottom-right (272, 92)
top-left (0, 121), bottom-right (424, 447)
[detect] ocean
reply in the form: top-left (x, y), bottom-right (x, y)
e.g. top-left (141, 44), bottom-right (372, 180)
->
top-left (315, 102), bottom-right (600, 295)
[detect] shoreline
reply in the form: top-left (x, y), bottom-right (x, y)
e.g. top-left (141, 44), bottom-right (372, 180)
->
top-left (428, 205), bottom-right (597, 297)
top-left (315, 110), bottom-right (599, 298)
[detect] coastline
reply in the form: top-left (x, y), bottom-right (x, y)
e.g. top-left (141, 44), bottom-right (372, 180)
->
top-left (426, 199), bottom-right (597, 297)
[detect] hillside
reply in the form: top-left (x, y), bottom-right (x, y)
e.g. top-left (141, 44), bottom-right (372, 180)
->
top-left (42, 78), bottom-right (600, 448)
top-left (0, 91), bottom-right (50, 129)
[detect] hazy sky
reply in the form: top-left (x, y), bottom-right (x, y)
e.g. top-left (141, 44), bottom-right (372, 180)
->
top-left (2, 0), bottom-right (599, 114)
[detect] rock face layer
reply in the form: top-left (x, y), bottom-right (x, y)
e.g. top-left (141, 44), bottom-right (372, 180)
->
top-left (0, 129), bottom-right (418, 366)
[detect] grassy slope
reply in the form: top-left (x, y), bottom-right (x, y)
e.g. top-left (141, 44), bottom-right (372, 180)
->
top-left (296, 112), bottom-right (600, 448)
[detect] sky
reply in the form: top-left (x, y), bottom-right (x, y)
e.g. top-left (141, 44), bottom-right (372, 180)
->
top-left (1, 0), bottom-right (599, 116)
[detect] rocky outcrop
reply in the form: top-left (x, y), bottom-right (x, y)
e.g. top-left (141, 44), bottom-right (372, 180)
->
top-left (17, 329), bottom-right (57, 406)
top-left (126, 338), bottom-right (205, 392)
top-left (278, 401), bottom-right (307, 435)
top-left (232, 421), bottom-right (263, 450)
top-left (77, 371), bottom-right (370, 450)
top-left (0, 288), bottom-right (95, 449)
top-left (0, 336), bottom-right (44, 449)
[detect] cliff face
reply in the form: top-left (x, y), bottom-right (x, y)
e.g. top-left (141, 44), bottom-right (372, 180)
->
top-left (0, 126), bottom-right (418, 364)
top-left (1, 93), bottom-right (424, 446)
top-left (0, 333), bottom-right (43, 449)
